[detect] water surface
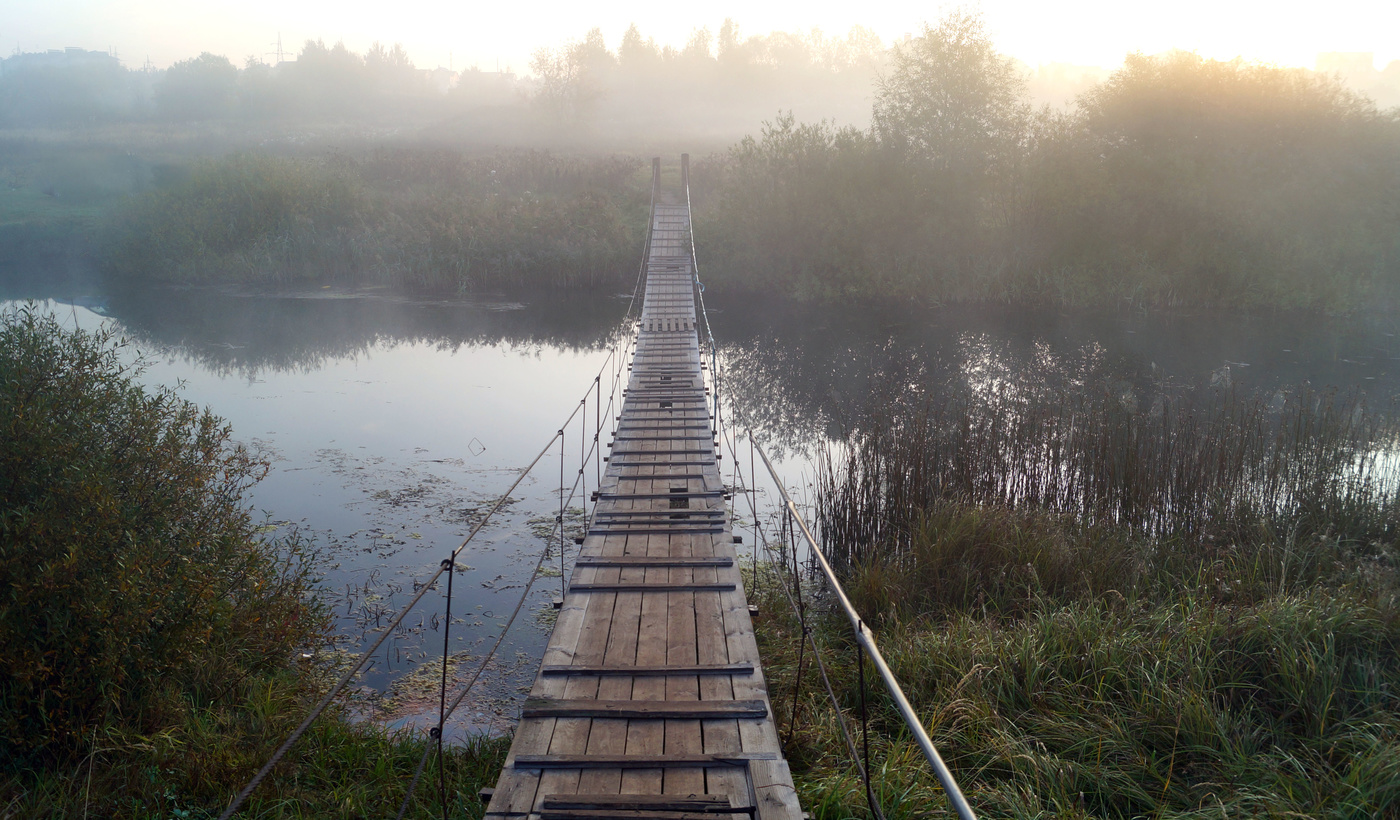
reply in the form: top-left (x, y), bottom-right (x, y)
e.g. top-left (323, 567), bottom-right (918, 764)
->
top-left (11, 284), bottom-right (1399, 738)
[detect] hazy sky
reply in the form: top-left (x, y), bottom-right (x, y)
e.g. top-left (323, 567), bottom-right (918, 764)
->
top-left (4, 0), bottom-right (1398, 73)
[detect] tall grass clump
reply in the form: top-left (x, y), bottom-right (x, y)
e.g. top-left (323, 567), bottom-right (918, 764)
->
top-left (765, 380), bottom-right (1400, 817)
top-left (818, 384), bottom-right (1400, 581)
top-left (756, 575), bottom-right (1400, 818)
top-left (105, 153), bottom-right (366, 284)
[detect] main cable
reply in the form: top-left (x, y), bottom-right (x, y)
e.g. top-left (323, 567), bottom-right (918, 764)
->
top-left (216, 425), bottom-right (565, 820)
top-left (217, 182), bottom-right (653, 819)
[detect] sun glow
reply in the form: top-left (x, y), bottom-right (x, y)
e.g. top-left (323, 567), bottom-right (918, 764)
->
top-left (3, 0), bottom-right (1397, 74)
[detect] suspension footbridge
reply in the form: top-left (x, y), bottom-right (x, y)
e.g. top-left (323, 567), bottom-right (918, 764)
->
top-left (482, 158), bottom-right (801, 820)
top-left (220, 156), bottom-right (974, 820)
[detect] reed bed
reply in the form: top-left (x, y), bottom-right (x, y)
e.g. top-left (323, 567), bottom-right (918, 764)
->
top-left (818, 384), bottom-right (1400, 578)
top-left (754, 571), bottom-right (1400, 819)
top-left (771, 381), bottom-right (1400, 816)
top-left (102, 149), bottom-right (647, 294)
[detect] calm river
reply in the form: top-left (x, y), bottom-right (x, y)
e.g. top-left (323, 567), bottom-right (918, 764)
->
top-left (9, 283), bottom-right (1400, 739)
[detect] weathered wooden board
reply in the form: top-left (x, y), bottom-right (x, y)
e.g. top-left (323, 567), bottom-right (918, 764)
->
top-left (485, 177), bottom-right (800, 820)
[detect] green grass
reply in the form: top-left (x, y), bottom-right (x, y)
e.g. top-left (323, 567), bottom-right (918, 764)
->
top-left (4, 669), bottom-right (510, 819)
top-left (752, 515), bottom-right (1400, 818)
top-left (750, 379), bottom-right (1400, 818)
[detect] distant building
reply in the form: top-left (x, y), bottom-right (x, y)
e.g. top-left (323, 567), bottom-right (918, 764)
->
top-left (1, 47), bottom-right (121, 76)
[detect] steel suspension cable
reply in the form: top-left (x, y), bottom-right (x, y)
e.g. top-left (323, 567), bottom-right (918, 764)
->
top-left (718, 426), bottom-right (868, 790)
top-left (221, 329), bottom-right (637, 820)
top-left (216, 421), bottom-right (568, 820)
top-left (219, 163), bottom-right (658, 818)
top-left (751, 444), bottom-right (979, 820)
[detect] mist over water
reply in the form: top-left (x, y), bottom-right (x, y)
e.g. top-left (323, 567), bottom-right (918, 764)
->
top-left (9, 284), bottom-right (1398, 737)
top-left (3, 6), bottom-right (1400, 776)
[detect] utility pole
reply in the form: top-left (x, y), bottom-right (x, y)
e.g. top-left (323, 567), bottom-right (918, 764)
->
top-left (266, 33), bottom-right (285, 64)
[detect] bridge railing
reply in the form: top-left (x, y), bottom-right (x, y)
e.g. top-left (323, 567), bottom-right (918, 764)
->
top-left (217, 159), bottom-right (663, 820)
top-left (680, 158), bottom-right (978, 820)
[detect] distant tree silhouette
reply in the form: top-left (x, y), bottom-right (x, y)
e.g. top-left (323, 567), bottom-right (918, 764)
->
top-left (155, 52), bottom-right (237, 119)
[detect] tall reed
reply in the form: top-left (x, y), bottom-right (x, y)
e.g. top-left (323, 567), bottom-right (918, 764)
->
top-left (818, 384), bottom-right (1400, 577)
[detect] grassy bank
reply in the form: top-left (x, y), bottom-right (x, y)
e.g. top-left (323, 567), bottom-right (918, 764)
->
top-left (0, 306), bottom-right (507, 817)
top-left (102, 149), bottom-right (649, 294)
top-left (6, 672), bottom-right (510, 818)
top-left (750, 381), bottom-right (1400, 817)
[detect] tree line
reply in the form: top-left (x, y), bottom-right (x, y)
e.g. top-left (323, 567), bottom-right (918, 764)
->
top-left (697, 11), bottom-right (1400, 310)
top-left (0, 22), bottom-right (883, 131)
top-left (0, 40), bottom-right (483, 125)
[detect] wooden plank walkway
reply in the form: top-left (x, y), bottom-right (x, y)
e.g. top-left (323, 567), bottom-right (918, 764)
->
top-left (485, 168), bottom-right (803, 820)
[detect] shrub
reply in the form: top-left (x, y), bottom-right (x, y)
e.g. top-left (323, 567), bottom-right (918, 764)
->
top-left (0, 305), bottom-right (321, 765)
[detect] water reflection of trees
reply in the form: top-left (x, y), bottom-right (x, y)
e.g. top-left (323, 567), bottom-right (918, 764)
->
top-left (716, 299), bottom-right (1130, 456)
top-left (713, 297), bottom-right (1400, 455)
top-left (90, 286), bottom-right (1400, 447)
top-left (104, 287), bottom-right (629, 379)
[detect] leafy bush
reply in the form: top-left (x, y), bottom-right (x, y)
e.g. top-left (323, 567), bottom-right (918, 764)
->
top-left (0, 306), bottom-right (321, 765)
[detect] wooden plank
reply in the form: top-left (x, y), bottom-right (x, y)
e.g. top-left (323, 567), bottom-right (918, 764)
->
top-left (664, 536), bottom-right (704, 797)
top-left (588, 529), bottom-right (727, 536)
top-left (696, 539), bottom-right (746, 808)
top-left (540, 663), bottom-right (753, 677)
top-left (747, 761), bottom-right (803, 820)
top-left (569, 583), bottom-right (735, 593)
top-left (574, 535), bottom-right (645, 798)
top-left (621, 532), bottom-right (671, 798)
top-left (519, 701), bottom-right (761, 721)
top-left (514, 753), bottom-right (780, 769)
top-left (537, 806), bottom-right (756, 811)
top-left (575, 557), bottom-right (732, 568)
top-left (594, 510), bottom-right (725, 517)
top-left (539, 794), bottom-right (736, 811)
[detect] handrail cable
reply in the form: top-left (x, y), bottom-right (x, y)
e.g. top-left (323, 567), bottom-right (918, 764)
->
top-left (680, 156), bottom-right (719, 426)
top-left (218, 163), bottom-right (658, 820)
top-left (224, 334), bottom-right (635, 820)
top-left (217, 424), bottom-right (567, 820)
top-left (684, 156), bottom-right (976, 819)
top-left (750, 443), bottom-right (978, 820)
top-left (717, 426), bottom-right (869, 793)
top-left (403, 330), bottom-right (638, 811)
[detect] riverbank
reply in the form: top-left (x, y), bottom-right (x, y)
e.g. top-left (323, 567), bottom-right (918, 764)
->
top-left (0, 141), bottom-right (652, 298)
top-left (746, 377), bottom-right (1400, 817)
top-left (5, 104), bottom-right (1397, 313)
top-left (5, 675), bottom-right (510, 818)
top-left (753, 540), bottom-right (1400, 818)
top-left (0, 307), bottom-right (510, 817)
